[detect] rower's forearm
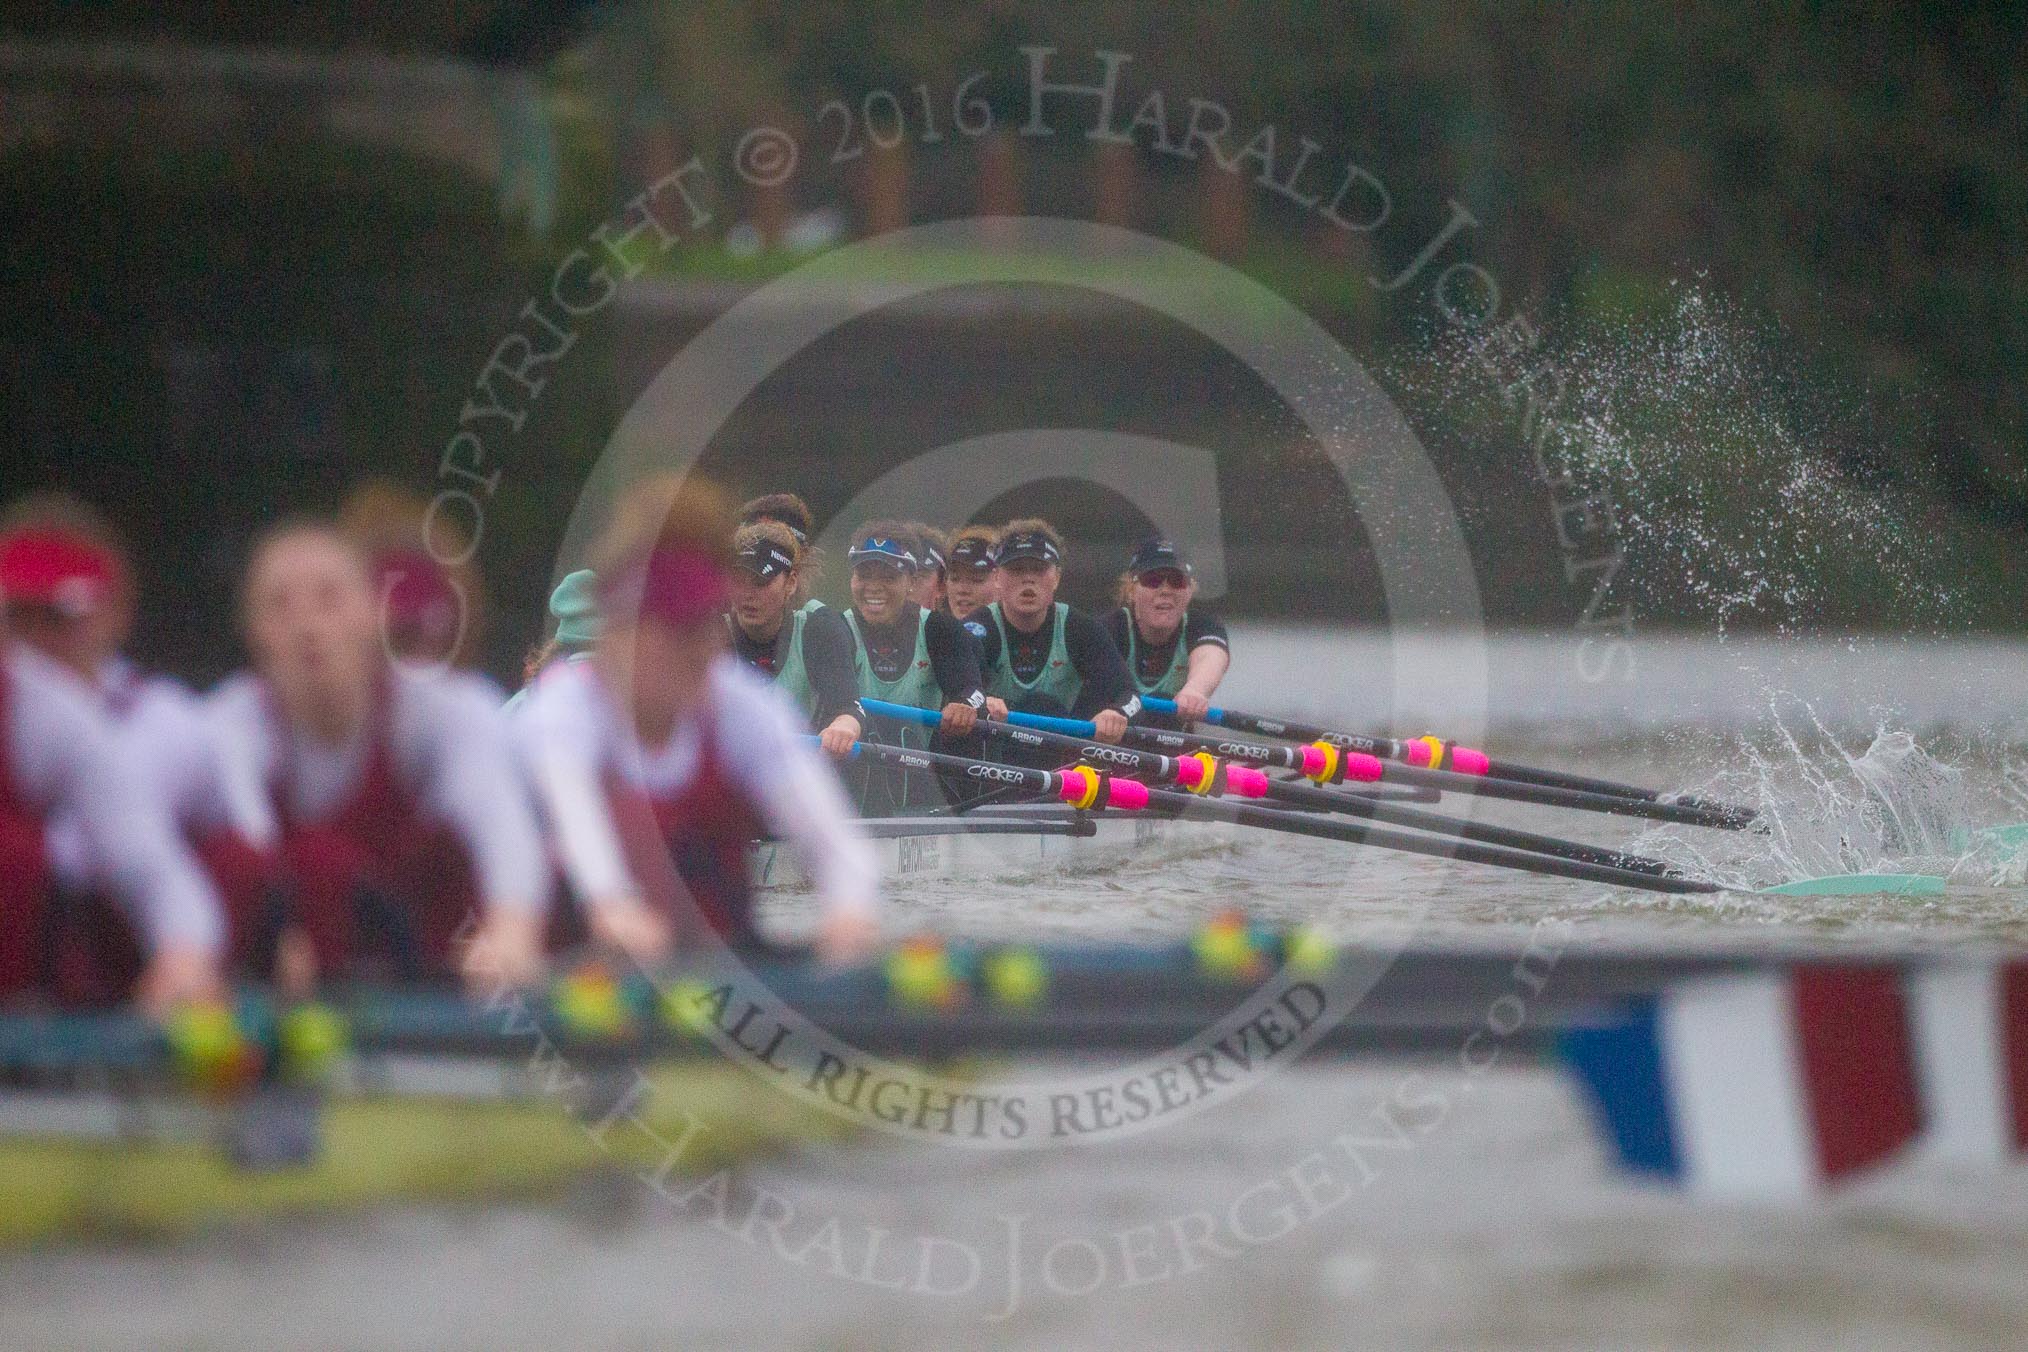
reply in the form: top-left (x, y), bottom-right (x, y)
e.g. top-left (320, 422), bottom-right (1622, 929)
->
top-left (534, 750), bottom-right (637, 906)
top-left (1183, 644), bottom-right (1230, 695)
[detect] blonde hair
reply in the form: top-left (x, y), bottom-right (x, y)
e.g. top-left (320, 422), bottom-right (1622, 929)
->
top-left (593, 475), bottom-right (737, 583)
top-left (738, 492), bottom-right (812, 537)
top-left (521, 635), bottom-right (563, 687)
top-left (1000, 517), bottom-right (1065, 562)
top-left (948, 523), bottom-right (1000, 554)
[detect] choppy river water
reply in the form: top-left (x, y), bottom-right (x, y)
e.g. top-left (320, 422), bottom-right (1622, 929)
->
top-left (5, 628), bottom-right (2025, 1351)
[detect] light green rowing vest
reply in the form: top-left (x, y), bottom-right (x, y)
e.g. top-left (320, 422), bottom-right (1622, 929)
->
top-left (771, 606), bottom-right (818, 723)
top-left (847, 611), bottom-right (941, 818)
top-left (984, 601), bottom-right (1083, 710)
top-left (1124, 613), bottom-right (1193, 698)
top-left (728, 607), bottom-right (821, 724)
top-left (846, 608), bottom-right (941, 733)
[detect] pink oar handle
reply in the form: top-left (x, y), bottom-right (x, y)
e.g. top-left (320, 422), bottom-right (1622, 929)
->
top-left (1398, 736), bottom-right (1490, 776)
top-left (1342, 751), bottom-right (1386, 782)
top-left (1223, 765), bottom-right (1272, 797)
top-left (1299, 742), bottom-right (1386, 784)
top-left (1057, 767), bottom-right (1150, 811)
top-left (1172, 753), bottom-right (1271, 799)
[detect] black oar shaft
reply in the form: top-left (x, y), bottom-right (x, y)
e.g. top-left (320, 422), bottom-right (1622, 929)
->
top-left (850, 738), bottom-right (1715, 893)
top-left (1256, 776), bottom-right (1677, 875)
top-left (1474, 759), bottom-right (1753, 825)
top-left (966, 714), bottom-right (1674, 875)
top-left (1360, 760), bottom-right (1748, 829)
top-left (1132, 785), bottom-right (1716, 894)
top-left (1119, 724), bottom-right (1742, 830)
top-left (1184, 703), bottom-right (1757, 829)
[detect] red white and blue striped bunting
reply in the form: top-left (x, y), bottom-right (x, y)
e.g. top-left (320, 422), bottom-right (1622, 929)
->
top-left (1560, 967), bottom-right (1925, 1199)
top-left (1905, 961), bottom-right (2028, 1162)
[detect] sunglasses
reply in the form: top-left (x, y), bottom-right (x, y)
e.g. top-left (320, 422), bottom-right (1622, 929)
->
top-left (1136, 570), bottom-right (1191, 591)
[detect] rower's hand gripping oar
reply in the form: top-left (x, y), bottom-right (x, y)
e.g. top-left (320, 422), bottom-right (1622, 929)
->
top-left (836, 736), bottom-right (1718, 895)
top-left (827, 736), bottom-right (1154, 813)
top-left (862, 699), bottom-right (1685, 878)
top-left (860, 697), bottom-right (1276, 799)
top-left (1142, 696), bottom-right (1758, 829)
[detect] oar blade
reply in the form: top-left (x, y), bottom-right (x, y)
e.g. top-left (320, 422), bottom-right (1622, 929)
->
top-left (1761, 873), bottom-right (1946, 898)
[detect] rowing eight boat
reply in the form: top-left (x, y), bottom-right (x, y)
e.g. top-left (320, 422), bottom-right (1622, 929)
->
top-left (0, 1060), bottom-right (856, 1247)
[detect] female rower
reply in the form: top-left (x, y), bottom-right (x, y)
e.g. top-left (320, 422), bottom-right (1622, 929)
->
top-left (209, 522), bottom-right (548, 991)
top-left (843, 522), bottom-right (986, 811)
top-left (507, 568), bottom-right (600, 712)
top-left (0, 634), bottom-right (225, 1012)
top-left (0, 497), bottom-right (232, 1010)
top-left (963, 520), bottom-right (1139, 743)
top-left (907, 523), bottom-right (948, 615)
top-left (727, 520), bottom-right (864, 754)
top-left (517, 478), bottom-right (879, 963)
top-left (1103, 537), bottom-right (1230, 729)
top-left (739, 492), bottom-right (824, 612)
top-left (941, 525), bottom-right (1000, 621)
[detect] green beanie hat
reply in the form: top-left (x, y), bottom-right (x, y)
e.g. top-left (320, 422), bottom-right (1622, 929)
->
top-left (549, 569), bottom-right (602, 647)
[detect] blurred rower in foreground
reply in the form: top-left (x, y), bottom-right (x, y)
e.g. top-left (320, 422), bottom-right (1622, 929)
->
top-left (0, 509), bottom-right (225, 1012)
top-left (726, 520), bottom-right (864, 753)
top-left (518, 478), bottom-right (879, 964)
top-left (963, 520), bottom-right (1139, 743)
top-left (210, 522), bottom-right (548, 992)
top-left (0, 497), bottom-right (248, 1010)
top-left (941, 525), bottom-right (1000, 620)
top-left (1104, 538), bottom-right (1230, 729)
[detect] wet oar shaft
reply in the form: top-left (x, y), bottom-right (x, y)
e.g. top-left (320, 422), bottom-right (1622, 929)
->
top-left (862, 699), bottom-right (1677, 876)
top-left (845, 737), bottom-right (1716, 894)
top-left (1144, 697), bottom-right (1757, 828)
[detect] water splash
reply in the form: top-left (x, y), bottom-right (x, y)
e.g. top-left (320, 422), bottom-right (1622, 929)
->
top-left (1629, 702), bottom-right (1973, 892)
top-left (1400, 281), bottom-right (1964, 636)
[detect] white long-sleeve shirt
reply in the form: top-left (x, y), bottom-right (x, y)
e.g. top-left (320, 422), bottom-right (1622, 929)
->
top-left (515, 654), bottom-right (878, 925)
top-left (45, 660), bottom-right (243, 887)
top-left (4, 644), bottom-right (222, 951)
top-left (206, 667), bottom-right (549, 918)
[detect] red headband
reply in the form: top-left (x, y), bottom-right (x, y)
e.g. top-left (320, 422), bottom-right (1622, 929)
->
top-left (372, 548), bottom-right (463, 653)
top-left (603, 546), bottom-right (729, 631)
top-left (0, 529), bottom-right (121, 617)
